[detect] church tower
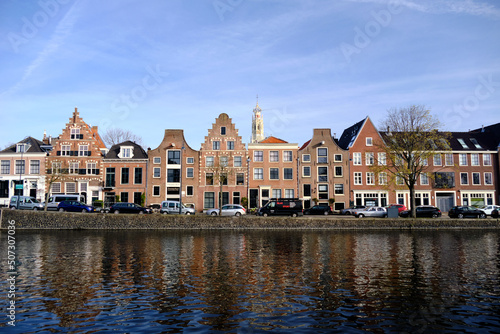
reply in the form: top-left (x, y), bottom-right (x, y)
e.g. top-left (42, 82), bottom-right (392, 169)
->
top-left (251, 99), bottom-right (264, 143)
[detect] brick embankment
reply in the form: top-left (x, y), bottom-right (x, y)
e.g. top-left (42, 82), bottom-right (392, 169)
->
top-left (1, 209), bottom-right (500, 230)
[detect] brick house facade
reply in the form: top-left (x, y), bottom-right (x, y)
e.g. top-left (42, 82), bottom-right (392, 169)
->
top-left (45, 108), bottom-right (107, 205)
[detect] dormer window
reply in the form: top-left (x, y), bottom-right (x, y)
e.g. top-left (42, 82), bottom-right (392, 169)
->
top-left (16, 143), bottom-right (28, 153)
top-left (118, 146), bottom-right (134, 159)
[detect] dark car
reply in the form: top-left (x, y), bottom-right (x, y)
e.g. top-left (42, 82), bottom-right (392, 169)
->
top-left (257, 198), bottom-right (303, 217)
top-left (58, 200), bottom-right (95, 213)
top-left (492, 209), bottom-right (499, 218)
top-left (304, 205), bottom-right (332, 216)
top-left (109, 203), bottom-right (152, 214)
top-left (448, 206), bottom-right (486, 219)
top-left (399, 206), bottom-right (441, 218)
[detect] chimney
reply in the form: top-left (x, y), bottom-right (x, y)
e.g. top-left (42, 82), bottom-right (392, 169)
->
top-left (387, 126), bottom-right (392, 136)
top-left (481, 125), bottom-right (485, 132)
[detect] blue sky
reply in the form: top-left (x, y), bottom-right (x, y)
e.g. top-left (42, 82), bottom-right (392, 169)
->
top-left (1, 0), bottom-right (499, 150)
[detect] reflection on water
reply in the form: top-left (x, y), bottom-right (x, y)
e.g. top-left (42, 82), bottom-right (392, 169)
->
top-left (1, 230), bottom-right (499, 333)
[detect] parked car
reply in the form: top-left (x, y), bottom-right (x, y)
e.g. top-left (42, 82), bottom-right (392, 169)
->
top-left (448, 206), bottom-right (486, 219)
top-left (108, 203), bottom-right (152, 214)
top-left (148, 204), bottom-right (161, 213)
top-left (399, 206), bottom-right (441, 218)
top-left (304, 205), bottom-right (332, 215)
top-left (46, 194), bottom-right (85, 211)
top-left (206, 204), bottom-right (246, 216)
top-left (58, 200), bottom-right (95, 213)
top-left (9, 196), bottom-right (44, 211)
top-left (352, 206), bottom-right (387, 218)
top-left (340, 205), bottom-right (366, 215)
top-left (478, 205), bottom-right (500, 216)
top-left (492, 209), bottom-right (499, 219)
top-left (160, 200), bottom-right (195, 215)
top-left (257, 198), bottom-right (303, 217)
top-left (388, 204), bottom-right (407, 213)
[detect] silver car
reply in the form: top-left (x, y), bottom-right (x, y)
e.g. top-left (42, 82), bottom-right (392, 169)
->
top-left (352, 206), bottom-right (387, 218)
top-left (206, 204), bottom-right (246, 216)
top-left (478, 205), bottom-right (500, 216)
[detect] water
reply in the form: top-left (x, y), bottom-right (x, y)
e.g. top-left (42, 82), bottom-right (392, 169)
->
top-left (1, 229), bottom-right (499, 333)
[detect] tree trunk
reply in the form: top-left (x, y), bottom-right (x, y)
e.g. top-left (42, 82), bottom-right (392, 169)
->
top-left (409, 185), bottom-right (416, 218)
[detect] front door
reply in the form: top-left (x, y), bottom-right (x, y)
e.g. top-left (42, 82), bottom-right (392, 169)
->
top-left (436, 193), bottom-right (454, 213)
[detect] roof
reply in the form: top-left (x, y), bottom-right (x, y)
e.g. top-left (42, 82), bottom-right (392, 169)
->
top-left (259, 136), bottom-right (288, 144)
top-left (470, 122), bottom-right (500, 149)
top-left (299, 139), bottom-right (311, 151)
top-left (0, 137), bottom-right (48, 154)
top-left (104, 140), bottom-right (148, 159)
top-left (338, 118), bottom-right (367, 150)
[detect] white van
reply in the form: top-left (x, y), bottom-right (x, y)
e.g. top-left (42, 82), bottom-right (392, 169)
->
top-left (46, 194), bottom-right (85, 211)
top-left (10, 196), bottom-right (44, 210)
top-left (160, 200), bottom-right (195, 215)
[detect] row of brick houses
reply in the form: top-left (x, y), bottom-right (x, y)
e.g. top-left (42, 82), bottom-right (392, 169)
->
top-left (1, 106), bottom-right (499, 213)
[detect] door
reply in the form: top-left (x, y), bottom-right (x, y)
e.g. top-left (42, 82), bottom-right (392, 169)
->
top-left (436, 193), bottom-right (454, 213)
top-left (249, 189), bottom-right (258, 208)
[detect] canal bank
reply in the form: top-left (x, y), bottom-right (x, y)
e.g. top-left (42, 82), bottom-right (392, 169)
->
top-left (2, 209), bottom-right (500, 230)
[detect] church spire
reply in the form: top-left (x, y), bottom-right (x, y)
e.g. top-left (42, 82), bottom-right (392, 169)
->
top-left (251, 96), bottom-right (264, 143)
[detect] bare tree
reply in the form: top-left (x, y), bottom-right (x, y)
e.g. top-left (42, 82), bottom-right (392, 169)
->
top-left (377, 105), bottom-right (450, 218)
top-left (206, 155), bottom-right (234, 215)
top-left (44, 161), bottom-right (71, 211)
top-left (102, 128), bottom-right (145, 148)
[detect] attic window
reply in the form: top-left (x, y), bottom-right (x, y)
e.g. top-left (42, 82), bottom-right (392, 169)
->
top-left (470, 138), bottom-right (482, 149)
top-left (221, 127), bottom-right (226, 135)
top-left (16, 143), bottom-right (28, 153)
top-left (119, 146), bottom-right (134, 159)
top-left (457, 138), bottom-right (469, 149)
top-left (366, 137), bottom-right (373, 146)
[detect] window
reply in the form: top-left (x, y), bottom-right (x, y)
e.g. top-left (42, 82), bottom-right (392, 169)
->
top-left (121, 192), bottom-right (129, 203)
top-left (459, 153), bottom-right (467, 166)
top-left (470, 138), bottom-right (482, 149)
top-left (220, 127), bottom-right (226, 135)
top-left (366, 172), bottom-right (375, 185)
top-left (334, 154), bottom-right (342, 162)
top-left (213, 141), bottom-right (220, 150)
top-left (121, 168), bottom-right (129, 184)
top-left (366, 137), bottom-right (373, 146)
top-left (168, 151), bottom-right (181, 164)
top-left (270, 168), bottom-right (279, 180)
top-left (186, 186), bottom-right (193, 196)
top-left (52, 162), bottom-right (61, 174)
top-left (420, 157), bottom-right (428, 166)
top-left (79, 145), bottom-right (89, 157)
top-left (234, 156), bottom-right (242, 167)
top-left (272, 189), bottom-right (282, 198)
top-left (206, 173), bottom-right (214, 185)
top-left (1, 161), bottom-right (10, 174)
top-left (303, 184), bottom-right (311, 197)
top-left (61, 145), bottom-right (70, 156)
top-left (472, 172), bottom-right (480, 185)
top-left (106, 168), bottom-right (115, 187)
top-left (69, 162), bottom-right (79, 175)
top-left (433, 154), bottom-right (442, 166)
top-left (153, 186), bottom-right (160, 196)
top-left (379, 172), bottom-right (387, 185)
top-left (445, 154), bottom-right (454, 166)
top-left (460, 172), bottom-right (469, 185)
top-left (153, 157), bottom-right (161, 164)
top-left (303, 166), bottom-right (311, 177)
top-left (365, 152), bottom-right (374, 165)
top-left (434, 172), bottom-right (455, 188)
top-left (354, 172), bottom-right (362, 185)
top-left (122, 147), bottom-right (132, 158)
top-left (187, 167), bottom-right (194, 178)
top-left (283, 151), bottom-right (293, 162)
top-left (52, 182), bottom-right (61, 193)
top-left (204, 192), bottom-right (215, 208)
top-left (153, 167), bottom-right (161, 178)
top-left (254, 168), bottom-right (263, 180)
top-left (285, 189), bottom-right (294, 198)
top-left (302, 154), bottom-right (311, 162)
top-left (378, 152), bottom-right (386, 166)
top-left (318, 184), bottom-right (328, 200)
top-left (227, 141), bottom-right (234, 150)
top-left (284, 168), bottom-right (293, 180)
top-left (254, 151), bottom-right (263, 162)
top-left (396, 175), bottom-right (404, 185)
top-left (483, 154), bottom-right (492, 166)
top-left (318, 167), bottom-right (328, 182)
top-left (485, 172), bottom-right (493, 185)
top-left (133, 192), bottom-right (141, 205)
top-left (233, 191), bottom-right (240, 204)
top-left (220, 156), bottom-right (228, 167)
top-left (420, 173), bottom-right (429, 185)
top-left (167, 169), bottom-right (180, 182)
top-left (17, 143), bottom-right (27, 153)
top-left (206, 156), bottom-right (214, 167)
top-left (87, 162), bottom-right (97, 175)
top-left (471, 154), bottom-right (479, 166)
top-left (236, 173), bottom-right (244, 185)
top-left (15, 160), bottom-right (25, 174)
top-left (270, 151), bottom-right (279, 162)
top-left (334, 166), bottom-right (343, 177)
top-left (335, 184), bottom-right (344, 195)
top-left (30, 160), bottom-right (40, 174)
top-left (134, 168), bottom-right (142, 184)
top-left (70, 128), bottom-right (80, 139)
top-left (353, 152), bottom-right (361, 165)
top-left (187, 157), bottom-right (194, 164)
top-left (457, 138), bottom-right (469, 149)
top-left (317, 148), bottom-right (328, 163)
top-left (66, 182), bottom-right (76, 193)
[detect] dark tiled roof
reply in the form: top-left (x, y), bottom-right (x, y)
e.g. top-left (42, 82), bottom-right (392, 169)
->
top-left (338, 118), bottom-right (366, 150)
top-left (104, 141), bottom-right (148, 159)
top-left (470, 123), bottom-right (500, 149)
top-left (0, 137), bottom-right (47, 154)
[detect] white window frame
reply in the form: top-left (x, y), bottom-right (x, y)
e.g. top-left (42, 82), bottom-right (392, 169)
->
top-left (354, 172), bottom-right (362, 185)
top-left (366, 137), bottom-right (373, 146)
top-left (283, 151), bottom-right (293, 162)
top-left (459, 153), bottom-right (467, 166)
top-left (471, 153), bottom-right (480, 166)
top-left (366, 172), bottom-right (375, 185)
top-left (472, 172), bottom-right (480, 185)
top-left (253, 168), bottom-right (263, 180)
top-left (254, 151), bottom-right (263, 162)
top-left (433, 154), bottom-right (442, 166)
top-left (484, 172), bottom-right (493, 185)
top-left (378, 152), bottom-right (386, 166)
top-left (483, 153), bottom-right (492, 166)
top-left (302, 154), bottom-right (311, 162)
top-left (269, 151), bottom-right (279, 162)
top-left (353, 152), bottom-right (361, 165)
top-left (153, 167), bottom-right (161, 178)
top-left (365, 152), bottom-right (374, 166)
top-left (302, 166), bottom-right (311, 177)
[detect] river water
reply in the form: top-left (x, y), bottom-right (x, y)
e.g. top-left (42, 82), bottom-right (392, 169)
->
top-left (1, 229), bottom-right (499, 333)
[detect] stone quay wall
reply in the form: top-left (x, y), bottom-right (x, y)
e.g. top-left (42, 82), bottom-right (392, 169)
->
top-left (1, 209), bottom-right (500, 230)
